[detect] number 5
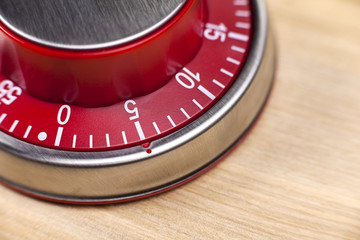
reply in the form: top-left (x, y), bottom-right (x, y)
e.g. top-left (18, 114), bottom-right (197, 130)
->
top-left (124, 100), bottom-right (139, 120)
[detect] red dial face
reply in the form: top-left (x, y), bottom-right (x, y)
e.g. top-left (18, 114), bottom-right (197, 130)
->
top-left (0, 0), bottom-right (252, 151)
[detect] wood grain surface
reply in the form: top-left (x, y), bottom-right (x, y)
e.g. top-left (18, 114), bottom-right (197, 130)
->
top-left (1, 0), bottom-right (360, 239)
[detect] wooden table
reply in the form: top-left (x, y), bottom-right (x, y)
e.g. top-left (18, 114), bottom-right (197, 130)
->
top-left (1, 0), bottom-right (360, 239)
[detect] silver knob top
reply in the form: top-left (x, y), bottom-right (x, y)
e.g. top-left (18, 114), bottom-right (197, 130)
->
top-left (0, 0), bottom-right (186, 50)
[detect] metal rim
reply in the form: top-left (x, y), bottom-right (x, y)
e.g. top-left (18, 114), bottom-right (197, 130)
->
top-left (0, 1), bottom-right (186, 50)
top-left (0, 0), bottom-right (275, 203)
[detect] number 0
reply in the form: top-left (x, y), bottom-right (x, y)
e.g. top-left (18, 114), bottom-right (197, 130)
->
top-left (57, 105), bottom-right (71, 125)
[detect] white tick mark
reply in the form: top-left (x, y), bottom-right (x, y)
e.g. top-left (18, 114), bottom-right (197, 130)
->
top-left (89, 135), bottom-right (93, 148)
top-left (198, 85), bottom-right (215, 100)
top-left (106, 133), bottom-right (110, 147)
top-left (235, 10), bottom-right (251, 17)
top-left (233, 0), bottom-right (247, 6)
top-left (228, 32), bottom-right (249, 42)
top-left (231, 45), bottom-right (246, 53)
top-left (54, 127), bottom-right (64, 146)
top-left (226, 57), bottom-right (240, 65)
top-left (213, 79), bottom-right (225, 89)
top-left (72, 135), bottom-right (77, 148)
top-left (122, 131), bottom-right (128, 144)
top-left (9, 120), bottom-right (19, 133)
top-left (180, 108), bottom-right (190, 119)
top-left (0, 113), bottom-right (7, 124)
top-left (134, 121), bottom-right (145, 140)
top-left (167, 115), bottom-right (176, 127)
top-left (23, 125), bottom-right (32, 139)
top-left (153, 122), bottom-right (161, 134)
top-left (192, 99), bottom-right (203, 110)
top-left (236, 22), bottom-right (251, 29)
top-left (221, 68), bottom-right (234, 77)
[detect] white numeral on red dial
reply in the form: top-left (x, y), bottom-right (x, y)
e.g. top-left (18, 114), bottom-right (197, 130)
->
top-left (0, 80), bottom-right (22, 105)
top-left (175, 67), bottom-right (201, 89)
top-left (204, 23), bottom-right (228, 42)
top-left (124, 100), bottom-right (139, 120)
top-left (57, 105), bottom-right (71, 125)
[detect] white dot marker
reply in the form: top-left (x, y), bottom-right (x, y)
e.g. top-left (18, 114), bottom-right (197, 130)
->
top-left (38, 132), bottom-right (47, 141)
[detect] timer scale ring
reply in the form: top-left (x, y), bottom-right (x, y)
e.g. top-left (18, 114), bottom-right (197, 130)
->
top-left (0, 0), bottom-right (275, 204)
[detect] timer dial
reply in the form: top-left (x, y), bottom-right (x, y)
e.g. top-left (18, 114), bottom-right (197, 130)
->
top-left (0, 0), bottom-right (275, 204)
